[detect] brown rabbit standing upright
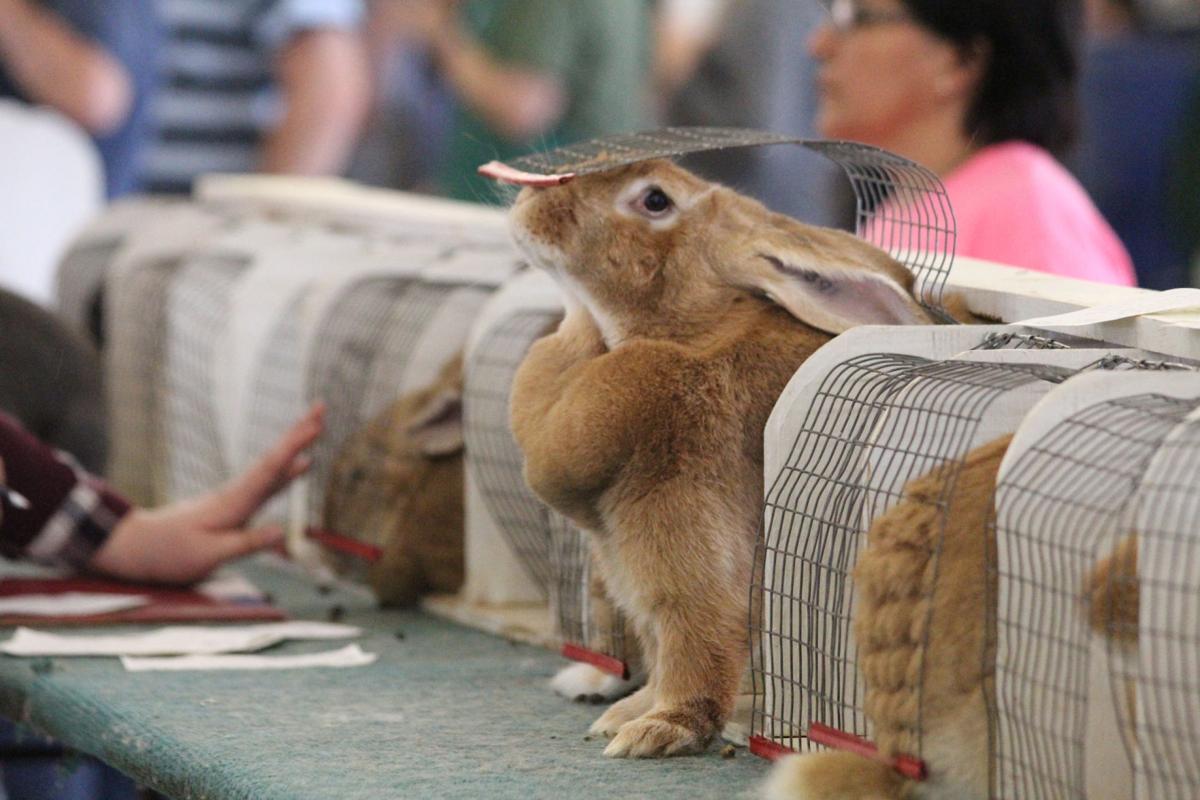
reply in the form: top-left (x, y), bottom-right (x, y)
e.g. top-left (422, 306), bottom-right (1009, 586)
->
top-left (506, 158), bottom-right (932, 758)
top-left (323, 353), bottom-right (465, 608)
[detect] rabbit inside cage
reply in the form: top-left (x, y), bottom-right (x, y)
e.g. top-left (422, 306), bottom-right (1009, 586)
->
top-left (757, 340), bottom-right (1200, 799)
top-left (991, 370), bottom-right (1200, 800)
top-left (304, 249), bottom-right (511, 600)
top-left (751, 319), bottom-right (1193, 799)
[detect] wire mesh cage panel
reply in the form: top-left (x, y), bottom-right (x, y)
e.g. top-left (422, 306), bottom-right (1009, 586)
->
top-left (463, 303), bottom-right (561, 595)
top-left (991, 371), bottom-right (1200, 800)
top-left (754, 358), bottom-right (1070, 757)
top-left (162, 250), bottom-right (251, 500)
top-left (306, 283), bottom-right (482, 576)
top-left (748, 325), bottom-right (1147, 789)
top-left (103, 207), bottom-right (230, 504)
top-left (302, 244), bottom-right (515, 575)
top-left (496, 129), bottom-right (956, 320)
top-left (231, 237), bottom-right (442, 488)
top-left (54, 198), bottom-right (191, 343)
top-left (548, 512), bottom-right (635, 678)
top-left (162, 219), bottom-right (332, 503)
top-left (55, 237), bottom-right (120, 342)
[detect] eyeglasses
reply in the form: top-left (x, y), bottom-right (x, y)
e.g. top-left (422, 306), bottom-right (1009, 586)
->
top-left (827, 0), bottom-right (913, 32)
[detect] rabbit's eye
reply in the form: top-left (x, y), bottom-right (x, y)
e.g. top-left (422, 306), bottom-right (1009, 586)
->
top-left (638, 186), bottom-right (674, 217)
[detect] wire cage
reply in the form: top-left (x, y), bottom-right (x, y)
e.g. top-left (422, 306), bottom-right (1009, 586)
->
top-left (547, 511), bottom-right (636, 680)
top-left (491, 128), bottom-right (956, 320)
top-left (747, 323), bottom-right (1163, 793)
top-left (990, 370), bottom-right (1200, 800)
top-left (54, 198), bottom-right (193, 346)
top-left (229, 234), bottom-right (443, 526)
top-left (160, 221), bottom-right (299, 502)
top-left (462, 298), bottom-right (562, 596)
top-left (303, 246), bottom-right (515, 577)
top-left (103, 206), bottom-right (231, 504)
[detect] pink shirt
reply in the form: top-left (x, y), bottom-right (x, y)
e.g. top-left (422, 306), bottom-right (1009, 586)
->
top-left (943, 141), bottom-right (1136, 286)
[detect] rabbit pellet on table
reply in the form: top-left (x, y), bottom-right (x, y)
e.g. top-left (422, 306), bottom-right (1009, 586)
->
top-left (0, 559), bottom-right (767, 800)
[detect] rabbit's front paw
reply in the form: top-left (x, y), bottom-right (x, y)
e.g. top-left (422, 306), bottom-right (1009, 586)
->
top-left (603, 713), bottom-right (711, 758)
top-left (589, 685), bottom-right (654, 737)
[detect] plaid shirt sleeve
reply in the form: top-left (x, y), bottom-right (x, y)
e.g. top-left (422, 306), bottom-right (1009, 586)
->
top-left (0, 412), bottom-right (130, 569)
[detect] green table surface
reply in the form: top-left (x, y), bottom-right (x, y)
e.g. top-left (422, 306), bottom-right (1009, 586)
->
top-left (0, 559), bottom-right (768, 799)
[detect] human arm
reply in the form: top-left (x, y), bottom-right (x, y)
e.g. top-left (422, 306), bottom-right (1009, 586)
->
top-left (88, 404), bottom-right (325, 584)
top-left (403, 0), bottom-right (566, 142)
top-left (0, 0), bottom-right (132, 134)
top-left (0, 404), bottom-right (324, 584)
top-left (260, 27), bottom-right (372, 174)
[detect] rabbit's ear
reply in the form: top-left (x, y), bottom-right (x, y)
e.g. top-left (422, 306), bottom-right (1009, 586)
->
top-left (737, 244), bottom-right (930, 335)
top-left (407, 390), bottom-right (463, 457)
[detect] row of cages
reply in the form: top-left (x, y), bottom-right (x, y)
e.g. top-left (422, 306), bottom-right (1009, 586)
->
top-left (56, 174), bottom-right (1200, 798)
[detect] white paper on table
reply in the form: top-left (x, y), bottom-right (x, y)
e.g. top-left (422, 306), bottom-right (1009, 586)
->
top-left (0, 621), bottom-right (361, 657)
top-left (0, 593), bottom-right (151, 617)
top-left (121, 644), bottom-right (377, 672)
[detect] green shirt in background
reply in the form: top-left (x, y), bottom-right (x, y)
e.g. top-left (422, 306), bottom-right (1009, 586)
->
top-left (442, 0), bottom-right (653, 203)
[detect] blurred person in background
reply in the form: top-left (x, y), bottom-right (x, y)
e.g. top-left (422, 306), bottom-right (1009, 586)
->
top-left (809, 0), bottom-right (1136, 286)
top-left (653, 0), bottom-right (727, 108)
top-left (345, 0), bottom-right (454, 191)
top-left (0, 0), bottom-right (160, 197)
top-left (141, 0), bottom-right (372, 195)
top-left (661, 0), bottom-right (849, 228)
top-left (399, 0), bottom-right (653, 203)
top-left (1071, 0), bottom-right (1200, 288)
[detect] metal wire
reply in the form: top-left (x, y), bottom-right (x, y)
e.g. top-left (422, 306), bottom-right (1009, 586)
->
top-left (162, 252), bottom-right (249, 500)
top-left (305, 278), bottom-right (448, 522)
top-left (751, 352), bottom-right (1073, 759)
top-left (504, 129), bottom-right (955, 321)
top-left (462, 308), bottom-right (561, 595)
top-left (105, 256), bottom-right (188, 505)
top-left (55, 236), bottom-right (120, 343)
top-left (974, 332), bottom-right (1073, 351)
top-left (990, 393), bottom-right (1200, 799)
top-left (548, 512), bottom-right (633, 669)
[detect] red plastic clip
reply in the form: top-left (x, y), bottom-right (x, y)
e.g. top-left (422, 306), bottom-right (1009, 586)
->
top-left (305, 528), bottom-right (383, 563)
top-left (807, 722), bottom-right (927, 781)
top-left (560, 643), bottom-right (630, 680)
top-left (749, 735), bottom-right (794, 761)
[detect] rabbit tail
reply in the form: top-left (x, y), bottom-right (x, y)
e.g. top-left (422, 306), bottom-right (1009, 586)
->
top-left (764, 752), bottom-right (909, 800)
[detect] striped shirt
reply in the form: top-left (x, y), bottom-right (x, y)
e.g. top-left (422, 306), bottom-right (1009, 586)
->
top-left (142, 0), bottom-right (363, 194)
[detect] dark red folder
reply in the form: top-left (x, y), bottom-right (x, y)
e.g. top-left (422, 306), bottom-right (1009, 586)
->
top-left (0, 577), bottom-right (287, 626)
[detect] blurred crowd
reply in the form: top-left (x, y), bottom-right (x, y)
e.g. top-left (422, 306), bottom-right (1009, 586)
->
top-left (0, 0), bottom-right (1199, 289)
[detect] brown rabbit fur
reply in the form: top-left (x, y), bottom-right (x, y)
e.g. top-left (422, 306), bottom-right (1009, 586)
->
top-left (1085, 534), bottom-right (1138, 645)
top-left (771, 435), bottom-right (1009, 800)
top-left (507, 158), bottom-right (932, 758)
top-left (323, 353), bottom-right (465, 607)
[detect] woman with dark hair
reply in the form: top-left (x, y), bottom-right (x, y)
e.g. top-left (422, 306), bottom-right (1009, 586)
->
top-left (809, 0), bottom-right (1136, 285)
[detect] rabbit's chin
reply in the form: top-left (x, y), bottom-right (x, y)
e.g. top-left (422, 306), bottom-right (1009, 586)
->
top-left (550, 662), bottom-right (640, 703)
